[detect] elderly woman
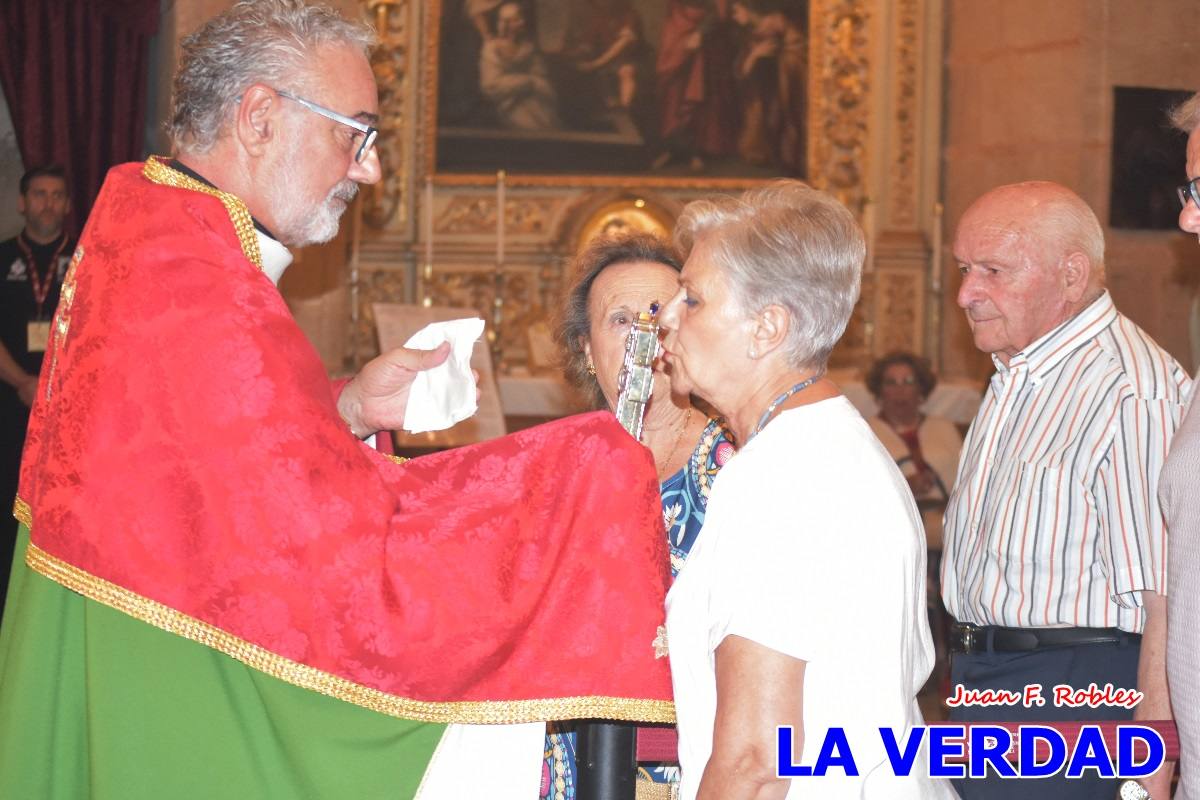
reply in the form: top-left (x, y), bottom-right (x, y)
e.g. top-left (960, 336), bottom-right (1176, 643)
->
top-left (864, 351), bottom-right (962, 544)
top-left (658, 182), bottom-right (954, 799)
top-left (865, 351), bottom-right (962, 695)
top-left (544, 231), bottom-right (734, 798)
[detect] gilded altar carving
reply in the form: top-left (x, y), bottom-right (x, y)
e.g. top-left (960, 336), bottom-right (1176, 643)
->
top-left (437, 195), bottom-right (557, 237)
top-left (809, 0), bottom-right (871, 212)
top-left (832, 277), bottom-right (871, 370)
top-left (558, 193), bottom-right (680, 252)
top-left (875, 271), bottom-right (921, 354)
top-left (412, 265), bottom-right (549, 371)
top-left (352, 267), bottom-right (409, 362)
top-left (793, 0), bottom-right (875, 368)
top-left (345, 0), bottom-right (945, 380)
top-left (421, 267), bottom-right (496, 316)
top-left (888, 0), bottom-right (920, 229)
top-left (362, 0), bottom-right (412, 231)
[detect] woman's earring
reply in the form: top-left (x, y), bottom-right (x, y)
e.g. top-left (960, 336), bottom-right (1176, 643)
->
top-left (748, 346), bottom-right (757, 359)
top-left (587, 361), bottom-right (596, 375)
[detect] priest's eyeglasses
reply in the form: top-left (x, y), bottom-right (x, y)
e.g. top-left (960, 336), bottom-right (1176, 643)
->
top-left (1177, 176), bottom-right (1200, 209)
top-left (276, 90), bottom-right (378, 164)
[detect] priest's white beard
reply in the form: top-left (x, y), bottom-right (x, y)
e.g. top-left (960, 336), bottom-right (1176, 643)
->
top-left (267, 163), bottom-right (358, 247)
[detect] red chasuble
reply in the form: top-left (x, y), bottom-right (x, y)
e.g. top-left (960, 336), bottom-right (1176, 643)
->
top-left (15, 159), bottom-right (674, 724)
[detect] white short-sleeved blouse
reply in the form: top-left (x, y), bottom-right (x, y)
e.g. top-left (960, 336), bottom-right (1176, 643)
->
top-left (666, 397), bottom-right (957, 799)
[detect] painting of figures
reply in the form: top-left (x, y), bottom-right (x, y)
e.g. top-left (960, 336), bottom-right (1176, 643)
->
top-left (429, 0), bottom-right (810, 181)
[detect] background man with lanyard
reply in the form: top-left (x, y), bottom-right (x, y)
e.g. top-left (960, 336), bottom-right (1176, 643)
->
top-left (0, 164), bottom-right (72, 623)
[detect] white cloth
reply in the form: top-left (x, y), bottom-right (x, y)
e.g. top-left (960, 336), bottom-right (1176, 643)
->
top-left (401, 317), bottom-right (484, 433)
top-left (839, 378), bottom-right (983, 427)
top-left (866, 415), bottom-right (962, 503)
top-left (255, 229), bottom-right (294, 285)
top-left (666, 397), bottom-right (955, 799)
top-left (415, 722), bottom-right (544, 800)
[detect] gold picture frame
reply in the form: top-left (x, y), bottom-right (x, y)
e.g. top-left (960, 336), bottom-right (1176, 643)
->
top-left (421, 0), bottom-right (866, 190)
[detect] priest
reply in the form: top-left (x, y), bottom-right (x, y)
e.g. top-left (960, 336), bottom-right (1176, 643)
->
top-left (0, 2), bottom-right (673, 798)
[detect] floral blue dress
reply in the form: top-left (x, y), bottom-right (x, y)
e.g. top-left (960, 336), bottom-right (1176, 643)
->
top-left (540, 418), bottom-right (735, 800)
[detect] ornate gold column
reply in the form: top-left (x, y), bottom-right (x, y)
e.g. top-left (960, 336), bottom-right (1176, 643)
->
top-left (858, 0), bottom-right (946, 371)
top-left (808, 0), bottom-right (873, 370)
top-left (348, 0), bottom-right (419, 365)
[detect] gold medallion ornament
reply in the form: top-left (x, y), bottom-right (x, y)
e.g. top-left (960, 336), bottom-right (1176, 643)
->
top-left (653, 625), bottom-right (669, 659)
top-left (42, 245), bottom-right (83, 400)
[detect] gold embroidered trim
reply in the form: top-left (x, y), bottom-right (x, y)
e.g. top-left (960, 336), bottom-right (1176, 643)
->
top-left (384, 453), bottom-right (408, 465)
top-left (12, 496), bottom-right (30, 527)
top-left (21, 533), bottom-right (675, 725)
top-left (142, 156), bottom-right (263, 270)
top-left (634, 775), bottom-right (678, 800)
top-left (44, 245), bottom-right (84, 401)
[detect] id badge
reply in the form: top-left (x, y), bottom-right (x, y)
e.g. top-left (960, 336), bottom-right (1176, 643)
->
top-left (26, 321), bottom-right (51, 353)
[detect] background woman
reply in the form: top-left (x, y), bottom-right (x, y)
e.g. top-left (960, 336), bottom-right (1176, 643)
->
top-left (865, 350), bottom-right (963, 695)
top-left (545, 231), bottom-right (734, 798)
top-left (864, 350), bottom-right (962, 546)
top-left (658, 181), bottom-right (954, 799)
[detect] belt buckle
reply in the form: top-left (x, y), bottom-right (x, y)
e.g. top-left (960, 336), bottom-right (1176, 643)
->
top-left (955, 624), bottom-right (977, 653)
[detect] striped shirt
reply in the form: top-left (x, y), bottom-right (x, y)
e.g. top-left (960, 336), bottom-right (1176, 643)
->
top-left (942, 292), bottom-right (1192, 633)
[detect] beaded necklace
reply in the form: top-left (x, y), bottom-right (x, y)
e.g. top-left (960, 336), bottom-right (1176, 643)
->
top-left (747, 370), bottom-right (825, 443)
top-left (654, 407), bottom-right (694, 481)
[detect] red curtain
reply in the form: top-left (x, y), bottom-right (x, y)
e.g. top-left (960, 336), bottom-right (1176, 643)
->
top-left (0, 0), bottom-right (160, 236)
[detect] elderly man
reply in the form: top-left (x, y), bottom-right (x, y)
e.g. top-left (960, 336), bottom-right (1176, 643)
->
top-left (0, 2), bottom-right (673, 798)
top-left (1165, 94), bottom-right (1200, 800)
top-left (942, 181), bottom-right (1190, 800)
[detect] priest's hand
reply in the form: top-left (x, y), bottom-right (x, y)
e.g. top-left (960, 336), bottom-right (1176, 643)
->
top-left (338, 342), bottom-right (451, 438)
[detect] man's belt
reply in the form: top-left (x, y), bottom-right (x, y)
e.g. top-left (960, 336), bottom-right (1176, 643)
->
top-left (951, 623), bottom-right (1141, 654)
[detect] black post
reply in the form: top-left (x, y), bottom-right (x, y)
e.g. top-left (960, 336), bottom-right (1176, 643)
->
top-left (575, 721), bottom-right (636, 800)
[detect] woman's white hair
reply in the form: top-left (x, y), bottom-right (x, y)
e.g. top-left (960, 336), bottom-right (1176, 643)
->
top-left (673, 180), bottom-right (865, 369)
top-left (168, 0), bottom-right (375, 155)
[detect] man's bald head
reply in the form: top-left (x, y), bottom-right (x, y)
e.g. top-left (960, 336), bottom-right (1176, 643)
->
top-left (953, 181), bottom-right (1108, 363)
top-left (959, 181), bottom-right (1107, 295)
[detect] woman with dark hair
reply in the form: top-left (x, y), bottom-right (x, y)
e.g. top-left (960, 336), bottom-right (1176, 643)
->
top-left (864, 351), bottom-right (962, 544)
top-left (544, 230), bottom-right (734, 799)
top-left (865, 351), bottom-right (962, 697)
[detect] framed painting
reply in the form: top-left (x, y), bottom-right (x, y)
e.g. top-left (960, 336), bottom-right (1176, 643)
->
top-left (1109, 86), bottom-right (1191, 231)
top-left (424, 0), bottom-right (811, 185)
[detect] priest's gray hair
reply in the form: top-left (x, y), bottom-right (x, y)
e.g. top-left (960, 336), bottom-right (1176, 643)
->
top-left (168, 0), bottom-right (375, 155)
top-left (1170, 92), bottom-right (1200, 134)
top-left (673, 181), bottom-right (864, 370)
